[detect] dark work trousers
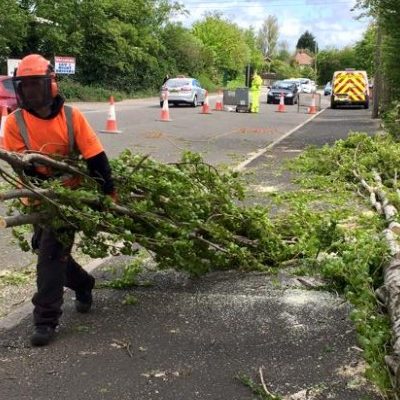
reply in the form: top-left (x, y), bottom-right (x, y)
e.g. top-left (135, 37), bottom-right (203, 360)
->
top-left (31, 225), bottom-right (93, 327)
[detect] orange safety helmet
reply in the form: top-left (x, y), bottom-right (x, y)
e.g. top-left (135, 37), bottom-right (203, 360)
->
top-left (13, 54), bottom-right (58, 110)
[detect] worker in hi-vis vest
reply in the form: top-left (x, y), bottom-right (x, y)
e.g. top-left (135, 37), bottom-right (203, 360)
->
top-left (250, 71), bottom-right (263, 113)
top-left (3, 54), bottom-right (117, 347)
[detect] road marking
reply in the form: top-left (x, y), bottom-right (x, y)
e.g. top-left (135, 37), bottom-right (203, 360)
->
top-left (234, 108), bottom-right (327, 172)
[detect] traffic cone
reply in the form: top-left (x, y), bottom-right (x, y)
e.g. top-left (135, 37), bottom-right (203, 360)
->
top-left (201, 91), bottom-right (212, 114)
top-left (0, 106), bottom-right (8, 148)
top-left (214, 90), bottom-right (223, 111)
top-left (307, 94), bottom-right (317, 114)
top-left (276, 92), bottom-right (286, 113)
top-left (159, 92), bottom-right (172, 122)
top-left (100, 96), bottom-right (122, 134)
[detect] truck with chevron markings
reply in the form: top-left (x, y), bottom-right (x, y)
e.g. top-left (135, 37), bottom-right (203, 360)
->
top-left (331, 69), bottom-right (369, 109)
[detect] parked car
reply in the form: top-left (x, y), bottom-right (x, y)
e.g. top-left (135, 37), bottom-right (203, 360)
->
top-left (283, 78), bottom-right (302, 92)
top-left (324, 81), bottom-right (332, 96)
top-left (267, 81), bottom-right (299, 105)
top-left (331, 69), bottom-right (369, 109)
top-left (299, 78), bottom-right (315, 93)
top-left (0, 75), bottom-right (17, 113)
top-left (160, 77), bottom-right (206, 107)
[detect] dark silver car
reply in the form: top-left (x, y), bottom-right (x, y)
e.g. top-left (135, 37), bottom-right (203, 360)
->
top-left (160, 77), bottom-right (206, 107)
top-left (267, 81), bottom-right (299, 105)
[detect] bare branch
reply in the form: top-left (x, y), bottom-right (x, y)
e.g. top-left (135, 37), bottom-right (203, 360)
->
top-left (188, 232), bottom-right (230, 254)
top-left (0, 149), bottom-right (27, 171)
top-left (258, 366), bottom-right (274, 397)
top-left (0, 212), bottom-right (49, 228)
top-left (0, 189), bottom-right (53, 201)
top-left (21, 153), bottom-right (90, 180)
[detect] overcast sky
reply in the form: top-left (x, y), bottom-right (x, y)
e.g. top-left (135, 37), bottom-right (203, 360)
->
top-left (173, 0), bottom-right (371, 51)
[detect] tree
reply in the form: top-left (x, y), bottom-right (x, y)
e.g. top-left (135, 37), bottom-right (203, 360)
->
top-left (257, 15), bottom-right (279, 60)
top-left (353, 24), bottom-right (376, 77)
top-left (316, 47), bottom-right (357, 85)
top-left (71, 0), bottom-right (175, 91)
top-left (6, 0), bottom-right (179, 91)
top-left (296, 30), bottom-right (317, 53)
top-left (0, 0), bottom-right (29, 66)
top-left (243, 27), bottom-right (265, 71)
top-left (160, 23), bottom-right (213, 78)
top-left (355, 0), bottom-right (400, 108)
top-left (270, 59), bottom-right (299, 80)
top-left (17, 0), bottom-right (85, 57)
top-left (276, 40), bottom-right (291, 63)
top-left (192, 13), bottom-right (250, 80)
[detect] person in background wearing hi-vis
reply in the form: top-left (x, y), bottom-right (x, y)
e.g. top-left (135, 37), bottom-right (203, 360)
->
top-left (3, 54), bottom-right (117, 347)
top-left (250, 71), bottom-right (263, 113)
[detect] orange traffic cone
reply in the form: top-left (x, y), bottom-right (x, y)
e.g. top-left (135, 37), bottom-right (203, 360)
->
top-left (201, 91), bottom-right (212, 114)
top-left (0, 106), bottom-right (8, 148)
top-left (276, 92), bottom-right (286, 113)
top-left (100, 96), bottom-right (121, 134)
top-left (159, 92), bottom-right (172, 122)
top-left (214, 90), bottom-right (223, 111)
top-left (307, 94), bottom-right (317, 114)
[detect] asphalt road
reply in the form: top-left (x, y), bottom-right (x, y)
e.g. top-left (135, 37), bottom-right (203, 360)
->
top-left (0, 92), bottom-right (384, 399)
top-left (78, 89), bottom-right (318, 163)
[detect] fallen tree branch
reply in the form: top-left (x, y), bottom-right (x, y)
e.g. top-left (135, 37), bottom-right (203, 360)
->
top-left (353, 169), bottom-right (383, 214)
top-left (0, 149), bottom-right (288, 282)
top-left (353, 169), bottom-right (400, 390)
top-left (373, 170), bottom-right (397, 221)
top-left (188, 232), bottom-right (230, 254)
top-left (0, 149), bottom-right (27, 172)
top-left (0, 212), bottom-right (49, 228)
top-left (0, 189), bottom-right (54, 201)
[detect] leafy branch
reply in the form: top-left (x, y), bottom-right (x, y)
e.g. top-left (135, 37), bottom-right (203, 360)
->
top-left (0, 149), bottom-right (291, 276)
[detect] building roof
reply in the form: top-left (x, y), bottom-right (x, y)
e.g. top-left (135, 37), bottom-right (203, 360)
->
top-left (294, 51), bottom-right (313, 66)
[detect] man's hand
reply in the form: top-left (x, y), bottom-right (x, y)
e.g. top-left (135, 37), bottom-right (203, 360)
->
top-left (108, 190), bottom-right (118, 204)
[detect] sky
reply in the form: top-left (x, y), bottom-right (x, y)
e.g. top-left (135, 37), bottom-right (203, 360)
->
top-left (173, 0), bottom-right (371, 51)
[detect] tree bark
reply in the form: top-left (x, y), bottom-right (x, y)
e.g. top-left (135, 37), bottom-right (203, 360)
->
top-left (0, 212), bottom-right (48, 228)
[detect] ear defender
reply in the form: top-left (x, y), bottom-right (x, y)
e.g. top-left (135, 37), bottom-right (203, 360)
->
top-left (47, 64), bottom-right (58, 97)
top-left (50, 74), bottom-right (58, 97)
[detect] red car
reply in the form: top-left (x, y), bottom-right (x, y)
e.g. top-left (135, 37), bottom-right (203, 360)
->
top-left (0, 75), bottom-right (17, 113)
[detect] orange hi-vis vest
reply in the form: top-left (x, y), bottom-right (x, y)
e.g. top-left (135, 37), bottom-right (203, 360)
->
top-left (13, 106), bottom-right (80, 187)
top-left (4, 105), bottom-right (103, 159)
top-left (4, 106), bottom-right (104, 202)
top-left (14, 106), bottom-right (76, 151)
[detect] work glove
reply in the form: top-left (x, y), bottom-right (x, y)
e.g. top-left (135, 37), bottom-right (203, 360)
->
top-left (108, 190), bottom-right (118, 204)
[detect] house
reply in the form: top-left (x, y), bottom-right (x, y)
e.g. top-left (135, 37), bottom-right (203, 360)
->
top-left (294, 50), bottom-right (313, 67)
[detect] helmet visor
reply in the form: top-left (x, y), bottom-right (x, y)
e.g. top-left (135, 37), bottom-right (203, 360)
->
top-left (12, 76), bottom-right (53, 110)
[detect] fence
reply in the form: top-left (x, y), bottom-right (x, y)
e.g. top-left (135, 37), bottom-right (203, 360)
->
top-left (297, 92), bottom-right (321, 113)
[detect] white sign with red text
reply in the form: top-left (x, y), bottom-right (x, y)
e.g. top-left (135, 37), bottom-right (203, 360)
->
top-left (7, 59), bottom-right (21, 76)
top-left (54, 56), bottom-right (76, 74)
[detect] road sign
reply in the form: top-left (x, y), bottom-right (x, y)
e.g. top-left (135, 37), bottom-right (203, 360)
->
top-left (54, 56), bottom-right (76, 74)
top-left (7, 59), bottom-right (21, 76)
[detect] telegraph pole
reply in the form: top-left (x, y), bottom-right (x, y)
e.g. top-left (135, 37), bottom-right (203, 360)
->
top-left (314, 43), bottom-right (318, 83)
top-left (372, 20), bottom-right (382, 119)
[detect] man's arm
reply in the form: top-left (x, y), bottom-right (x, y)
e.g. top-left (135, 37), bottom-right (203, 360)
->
top-left (85, 151), bottom-right (115, 195)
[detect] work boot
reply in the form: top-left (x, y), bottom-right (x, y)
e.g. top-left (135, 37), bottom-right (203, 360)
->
top-left (30, 325), bottom-right (56, 347)
top-left (75, 276), bottom-right (95, 313)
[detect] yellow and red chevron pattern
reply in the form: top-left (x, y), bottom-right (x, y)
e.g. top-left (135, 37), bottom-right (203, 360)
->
top-left (333, 72), bottom-right (367, 101)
